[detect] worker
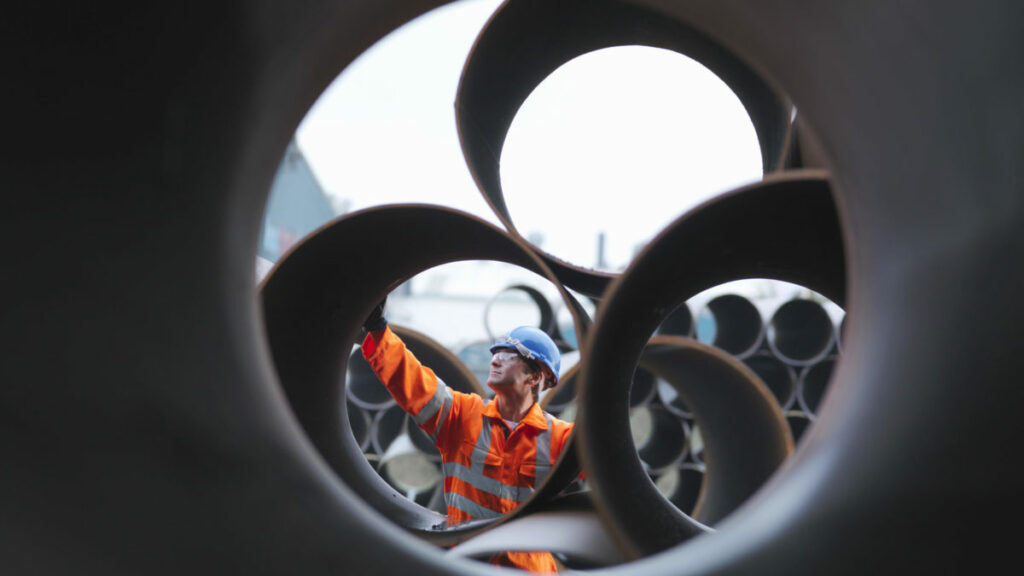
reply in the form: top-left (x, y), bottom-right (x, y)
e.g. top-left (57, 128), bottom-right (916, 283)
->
top-left (361, 298), bottom-right (573, 573)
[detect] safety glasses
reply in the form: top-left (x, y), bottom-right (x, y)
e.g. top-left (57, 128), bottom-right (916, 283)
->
top-left (490, 351), bottom-right (522, 364)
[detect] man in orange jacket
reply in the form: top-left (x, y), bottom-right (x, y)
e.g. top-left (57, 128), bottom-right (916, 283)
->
top-left (362, 299), bottom-right (573, 573)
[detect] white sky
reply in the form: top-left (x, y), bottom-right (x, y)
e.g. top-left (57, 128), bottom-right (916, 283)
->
top-left (294, 0), bottom-right (763, 272)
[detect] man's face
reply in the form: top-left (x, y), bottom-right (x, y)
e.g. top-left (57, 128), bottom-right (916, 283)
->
top-left (486, 349), bottom-right (539, 396)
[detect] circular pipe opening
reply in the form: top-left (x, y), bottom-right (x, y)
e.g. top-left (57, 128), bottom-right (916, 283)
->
top-left (632, 404), bottom-right (690, 472)
top-left (656, 378), bottom-right (694, 419)
top-left (499, 46), bottom-right (764, 273)
top-left (654, 463), bottom-right (706, 516)
top-left (798, 355), bottom-right (837, 416)
top-left (456, 340), bottom-right (494, 392)
top-left (656, 302), bottom-right (694, 338)
top-left (696, 293), bottom-right (765, 357)
top-left (784, 409), bottom-right (814, 445)
top-left (766, 298), bottom-right (835, 365)
top-left (743, 351), bottom-right (797, 410)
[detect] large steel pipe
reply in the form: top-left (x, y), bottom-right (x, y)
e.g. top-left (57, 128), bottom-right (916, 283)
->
top-left (456, 0), bottom-right (791, 296)
top-left (743, 351), bottom-right (798, 410)
top-left (583, 4), bottom-right (1023, 573)
top-left (631, 403), bottom-right (691, 473)
top-left (8, 0), bottom-right (1023, 574)
top-left (656, 302), bottom-right (695, 338)
top-left (261, 204), bottom-right (586, 545)
top-left (797, 355), bottom-right (837, 416)
top-left (640, 337), bottom-right (792, 526)
top-left (483, 284), bottom-right (576, 352)
top-left (696, 293), bottom-right (765, 358)
top-left (577, 172), bottom-right (845, 557)
top-left (765, 298), bottom-right (836, 366)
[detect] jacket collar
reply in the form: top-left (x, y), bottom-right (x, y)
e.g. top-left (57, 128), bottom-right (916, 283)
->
top-left (483, 398), bottom-right (548, 430)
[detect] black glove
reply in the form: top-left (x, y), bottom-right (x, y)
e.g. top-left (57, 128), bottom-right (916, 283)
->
top-left (362, 297), bottom-right (388, 333)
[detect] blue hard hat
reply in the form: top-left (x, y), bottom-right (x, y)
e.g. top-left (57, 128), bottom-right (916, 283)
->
top-left (490, 326), bottom-right (561, 388)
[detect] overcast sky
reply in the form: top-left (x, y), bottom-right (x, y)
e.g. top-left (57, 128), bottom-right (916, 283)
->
top-left (294, 0), bottom-right (762, 272)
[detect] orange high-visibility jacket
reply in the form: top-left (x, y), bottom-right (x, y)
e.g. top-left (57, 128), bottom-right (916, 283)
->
top-left (362, 327), bottom-right (574, 573)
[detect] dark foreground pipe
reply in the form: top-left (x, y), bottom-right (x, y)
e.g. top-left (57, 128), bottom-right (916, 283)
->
top-left (456, 0), bottom-right (789, 296)
top-left (457, 0), bottom-right (791, 226)
top-left (261, 204), bottom-right (585, 545)
top-left (577, 172), bottom-right (845, 557)
top-left (7, 1), bottom-right (1023, 574)
top-left (640, 337), bottom-right (792, 526)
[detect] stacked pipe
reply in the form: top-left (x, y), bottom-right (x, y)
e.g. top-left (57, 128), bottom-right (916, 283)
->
top-left (535, 291), bottom-right (842, 518)
top-left (348, 282), bottom-right (843, 520)
top-left (10, 0), bottom-right (1019, 574)
top-left (350, 283), bottom-right (843, 520)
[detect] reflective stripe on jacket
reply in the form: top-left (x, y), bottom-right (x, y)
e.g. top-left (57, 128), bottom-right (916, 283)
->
top-left (362, 327), bottom-right (573, 573)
